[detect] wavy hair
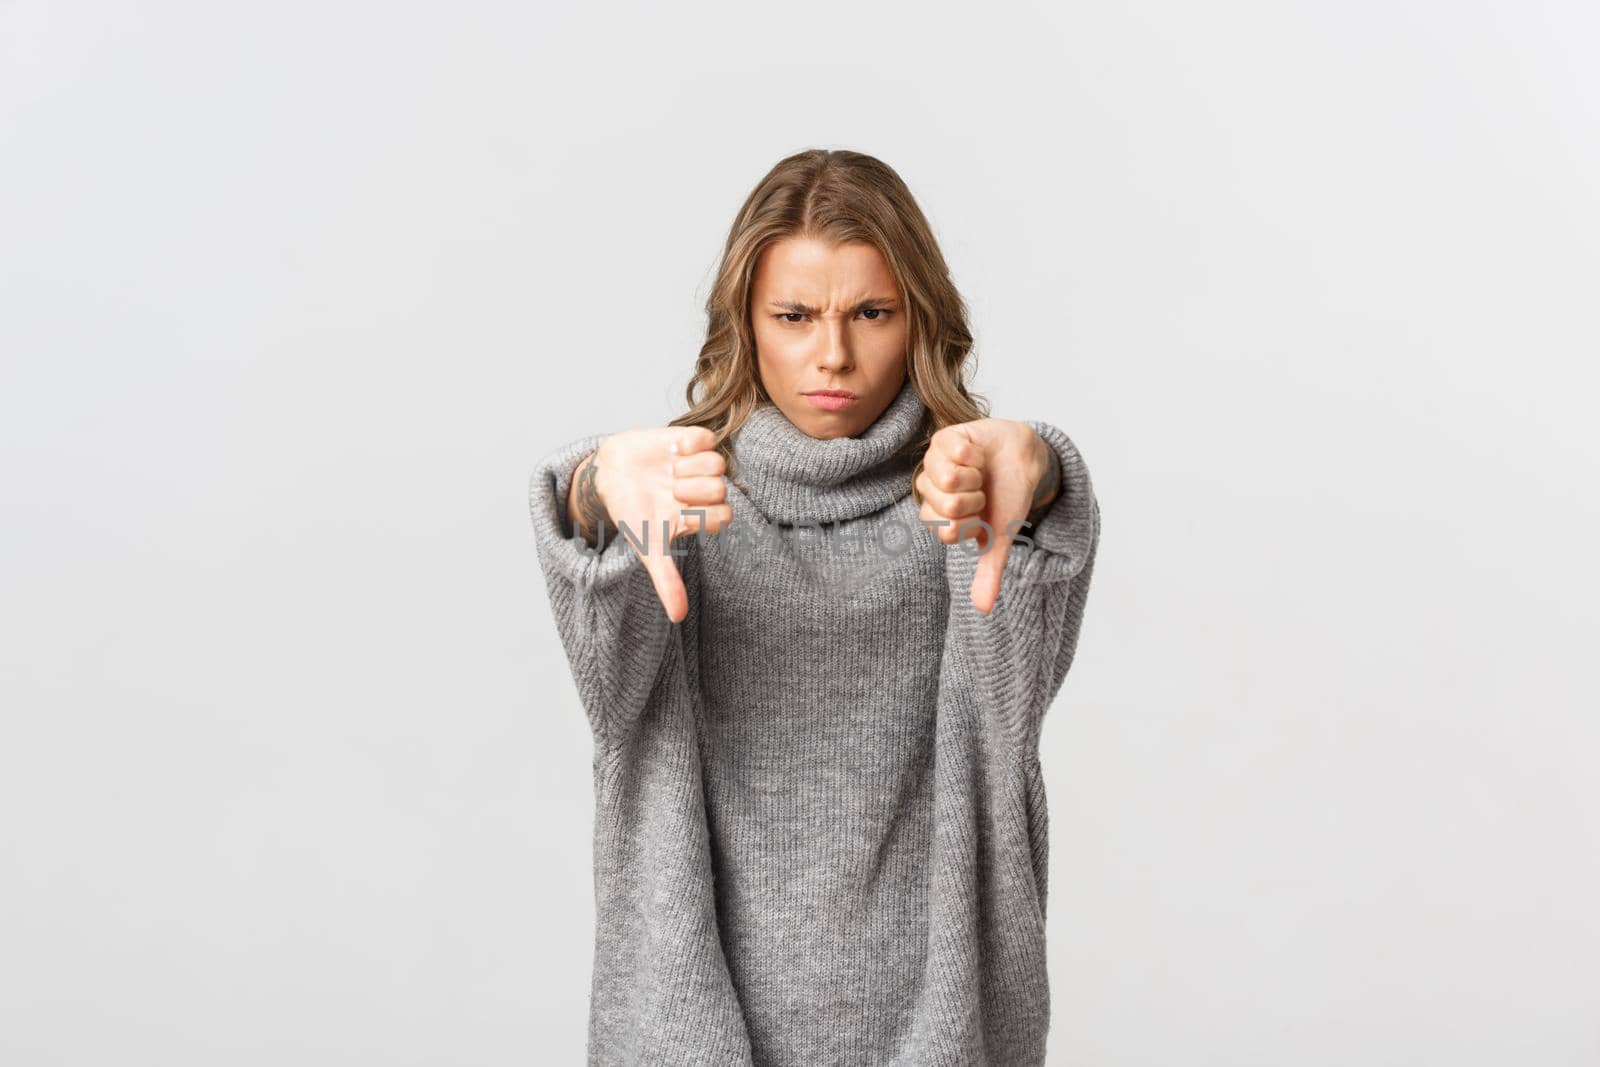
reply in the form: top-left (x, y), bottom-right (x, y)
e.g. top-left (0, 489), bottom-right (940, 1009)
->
top-left (666, 148), bottom-right (987, 500)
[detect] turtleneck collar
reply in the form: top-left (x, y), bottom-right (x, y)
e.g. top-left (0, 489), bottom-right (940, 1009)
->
top-left (729, 377), bottom-right (929, 525)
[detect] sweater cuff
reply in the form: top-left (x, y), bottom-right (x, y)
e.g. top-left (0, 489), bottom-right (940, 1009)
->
top-left (1012, 420), bottom-right (1098, 577)
top-left (528, 433), bottom-right (654, 591)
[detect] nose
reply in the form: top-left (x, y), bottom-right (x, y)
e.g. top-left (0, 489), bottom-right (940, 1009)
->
top-left (817, 317), bottom-right (853, 373)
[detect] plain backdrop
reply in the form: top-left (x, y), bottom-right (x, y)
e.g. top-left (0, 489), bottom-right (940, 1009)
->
top-left (3, 1), bottom-right (1597, 1064)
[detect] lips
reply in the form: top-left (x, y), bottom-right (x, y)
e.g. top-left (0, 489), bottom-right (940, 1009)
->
top-left (804, 390), bottom-right (859, 411)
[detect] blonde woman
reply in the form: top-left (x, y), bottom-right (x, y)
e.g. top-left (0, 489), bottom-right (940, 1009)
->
top-left (529, 149), bottom-right (1100, 1066)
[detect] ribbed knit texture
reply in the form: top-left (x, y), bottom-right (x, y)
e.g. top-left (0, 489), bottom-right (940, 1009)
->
top-left (528, 379), bottom-right (1101, 1066)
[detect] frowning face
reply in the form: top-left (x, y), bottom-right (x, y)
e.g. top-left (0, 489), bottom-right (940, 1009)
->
top-left (749, 236), bottom-right (909, 440)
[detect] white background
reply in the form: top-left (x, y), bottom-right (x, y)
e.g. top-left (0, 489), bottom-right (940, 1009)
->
top-left (3, 1), bottom-right (1597, 1063)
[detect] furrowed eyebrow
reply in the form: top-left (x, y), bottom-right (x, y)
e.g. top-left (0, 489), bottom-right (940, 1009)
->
top-left (769, 297), bottom-right (897, 315)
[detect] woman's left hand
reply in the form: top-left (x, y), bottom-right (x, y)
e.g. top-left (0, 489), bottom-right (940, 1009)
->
top-left (915, 419), bottom-right (1059, 615)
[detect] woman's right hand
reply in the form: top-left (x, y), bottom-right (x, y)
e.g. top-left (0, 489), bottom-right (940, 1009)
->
top-left (568, 426), bottom-right (732, 624)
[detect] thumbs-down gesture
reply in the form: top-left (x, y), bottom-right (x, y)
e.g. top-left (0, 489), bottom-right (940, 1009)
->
top-left (915, 419), bottom-right (1062, 616)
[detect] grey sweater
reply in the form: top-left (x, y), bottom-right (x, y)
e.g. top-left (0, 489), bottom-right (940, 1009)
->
top-left (528, 379), bottom-right (1100, 1066)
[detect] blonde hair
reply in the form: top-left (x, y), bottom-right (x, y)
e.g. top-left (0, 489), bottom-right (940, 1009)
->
top-left (667, 148), bottom-right (988, 498)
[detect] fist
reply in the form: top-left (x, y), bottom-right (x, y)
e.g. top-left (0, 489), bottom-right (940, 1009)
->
top-left (915, 419), bottom-right (1056, 616)
top-left (578, 425), bottom-right (733, 624)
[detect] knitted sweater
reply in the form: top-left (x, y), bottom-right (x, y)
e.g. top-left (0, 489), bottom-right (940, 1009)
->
top-left (528, 379), bottom-right (1101, 1066)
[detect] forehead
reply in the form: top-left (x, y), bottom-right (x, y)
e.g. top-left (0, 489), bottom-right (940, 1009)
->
top-left (752, 236), bottom-right (897, 296)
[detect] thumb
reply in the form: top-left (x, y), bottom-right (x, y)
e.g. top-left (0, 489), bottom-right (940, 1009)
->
top-left (970, 530), bottom-right (1009, 616)
top-left (638, 542), bottom-right (688, 624)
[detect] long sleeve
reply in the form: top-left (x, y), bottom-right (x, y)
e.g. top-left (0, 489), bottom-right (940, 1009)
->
top-left (527, 433), bottom-right (678, 750)
top-left (945, 420), bottom-right (1101, 756)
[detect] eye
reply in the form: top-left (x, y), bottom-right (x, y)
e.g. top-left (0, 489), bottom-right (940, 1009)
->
top-left (773, 309), bottom-right (892, 324)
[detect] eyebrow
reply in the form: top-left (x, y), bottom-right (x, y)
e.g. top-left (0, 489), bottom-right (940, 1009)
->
top-left (768, 297), bottom-right (898, 315)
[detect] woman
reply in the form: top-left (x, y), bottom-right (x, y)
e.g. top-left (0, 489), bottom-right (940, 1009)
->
top-left (529, 149), bottom-right (1101, 1066)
